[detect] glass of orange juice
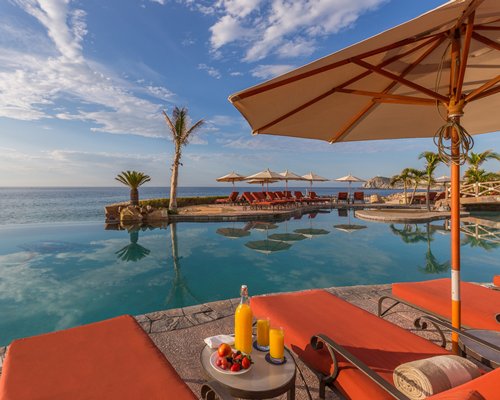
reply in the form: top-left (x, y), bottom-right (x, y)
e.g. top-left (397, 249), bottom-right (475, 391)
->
top-left (256, 318), bottom-right (270, 350)
top-left (269, 327), bottom-right (285, 362)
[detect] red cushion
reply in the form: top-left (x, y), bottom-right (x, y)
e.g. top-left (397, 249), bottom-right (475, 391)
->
top-left (0, 315), bottom-right (196, 400)
top-left (493, 275), bottom-right (500, 287)
top-left (392, 279), bottom-right (500, 330)
top-left (428, 368), bottom-right (500, 399)
top-left (251, 290), bottom-right (449, 400)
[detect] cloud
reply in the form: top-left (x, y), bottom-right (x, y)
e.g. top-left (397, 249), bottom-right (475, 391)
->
top-left (197, 63), bottom-right (222, 79)
top-left (229, 71), bottom-right (243, 76)
top-left (196, 0), bottom-right (387, 61)
top-left (251, 64), bottom-right (295, 79)
top-left (0, 0), bottom-right (175, 137)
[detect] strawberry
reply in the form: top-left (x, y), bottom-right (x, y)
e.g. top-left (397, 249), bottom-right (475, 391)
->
top-left (241, 357), bottom-right (251, 369)
top-left (230, 363), bottom-right (241, 372)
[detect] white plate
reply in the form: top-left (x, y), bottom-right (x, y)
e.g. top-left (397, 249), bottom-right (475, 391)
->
top-left (210, 351), bottom-right (252, 375)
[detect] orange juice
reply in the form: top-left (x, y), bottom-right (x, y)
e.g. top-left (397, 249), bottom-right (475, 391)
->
top-left (269, 327), bottom-right (284, 360)
top-left (256, 319), bottom-right (270, 347)
top-left (234, 285), bottom-right (253, 354)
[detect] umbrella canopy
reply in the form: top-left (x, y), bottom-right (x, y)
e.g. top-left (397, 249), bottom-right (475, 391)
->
top-left (216, 228), bottom-right (251, 239)
top-left (268, 233), bottom-right (307, 242)
top-left (244, 240), bottom-right (291, 254)
top-left (293, 228), bottom-right (330, 238)
top-left (245, 168), bottom-right (284, 192)
top-left (216, 171), bottom-right (246, 189)
top-left (247, 178), bottom-right (279, 192)
top-left (302, 172), bottom-right (329, 192)
top-left (435, 175), bottom-right (451, 182)
top-left (280, 170), bottom-right (305, 191)
top-left (335, 174), bottom-right (365, 183)
top-left (229, 0), bottom-right (500, 351)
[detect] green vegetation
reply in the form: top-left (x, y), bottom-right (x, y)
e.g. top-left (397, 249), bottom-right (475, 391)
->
top-left (115, 170), bottom-right (151, 206)
top-left (464, 149), bottom-right (500, 184)
top-left (390, 168), bottom-right (413, 205)
top-left (163, 107), bottom-right (205, 212)
top-left (139, 196), bottom-right (225, 211)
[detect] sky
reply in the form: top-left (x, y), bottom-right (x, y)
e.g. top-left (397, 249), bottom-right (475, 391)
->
top-left (0, 0), bottom-right (498, 187)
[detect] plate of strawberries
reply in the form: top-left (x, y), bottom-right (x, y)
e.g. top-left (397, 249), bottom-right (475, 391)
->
top-left (210, 343), bottom-right (253, 374)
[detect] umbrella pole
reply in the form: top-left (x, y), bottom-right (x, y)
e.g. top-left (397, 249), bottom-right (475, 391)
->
top-left (450, 118), bottom-right (462, 354)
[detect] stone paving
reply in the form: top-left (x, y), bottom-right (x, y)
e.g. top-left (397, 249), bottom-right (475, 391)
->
top-left (0, 284), bottom-right (482, 399)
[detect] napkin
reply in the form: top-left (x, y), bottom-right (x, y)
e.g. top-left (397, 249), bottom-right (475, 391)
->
top-left (204, 334), bottom-right (235, 349)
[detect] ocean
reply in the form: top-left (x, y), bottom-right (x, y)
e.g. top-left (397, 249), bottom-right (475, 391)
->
top-left (0, 187), bottom-right (401, 225)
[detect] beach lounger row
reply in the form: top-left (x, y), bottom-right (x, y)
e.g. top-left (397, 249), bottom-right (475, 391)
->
top-left (216, 191), bottom-right (332, 208)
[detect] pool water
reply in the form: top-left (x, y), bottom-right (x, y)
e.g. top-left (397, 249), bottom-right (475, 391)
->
top-left (0, 210), bottom-right (498, 345)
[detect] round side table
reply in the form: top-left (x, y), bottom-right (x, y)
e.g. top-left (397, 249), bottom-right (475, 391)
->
top-left (200, 345), bottom-right (296, 399)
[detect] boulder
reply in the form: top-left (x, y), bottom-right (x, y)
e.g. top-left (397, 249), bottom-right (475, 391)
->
top-left (370, 194), bottom-right (384, 204)
top-left (119, 206), bottom-right (143, 223)
top-left (145, 208), bottom-right (169, 222)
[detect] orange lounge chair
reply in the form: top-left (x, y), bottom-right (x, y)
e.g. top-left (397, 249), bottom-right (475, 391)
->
top-left (0, 315), bottom-right (228, 400)
top-left (215, 191), bottom-right (239, 204)
top-left (309, 191), bottom-right (329, 203)
top-left (294, 191), bottom-right (313, 203)
top-left (494, 275), bottom-right (500, 288)
top-left (275, 191), bottom-right (295, 205)
top-left (352, 191), bottom-right (365, 203)
top-left (378, 278), bottom-right (500, 331)
top-left (266, 191), bottom-right (289, 207)
top-left (337, 192), bottom-right (348, 203)
top-left (250, 192), bottom-right (274, 209)
top-left (251, 290), bottom-right (500, 400)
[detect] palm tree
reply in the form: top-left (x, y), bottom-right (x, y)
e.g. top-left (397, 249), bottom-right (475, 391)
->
top-left (418, 151), bottom-right (442, 211)
top-left (115, 230), bottom-right (151, 262)
top-left (464, 168), bottom-right (500, 184)
top-left (390, 168), bottom-right (413, 205)
top-left (418, 223), bottom-right (450, 274)
top-left (408, 169), bottom-right (426, 205)
top-left (115, 171), bottom-right (151, 206)
top-left (163, 107), bottom-right (204, 212)
top-left (466, 150), bottom-right (500, 173)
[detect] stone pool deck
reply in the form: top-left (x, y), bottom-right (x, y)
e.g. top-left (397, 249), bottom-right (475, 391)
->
top-left (0, 284), bottom-right (487, 399)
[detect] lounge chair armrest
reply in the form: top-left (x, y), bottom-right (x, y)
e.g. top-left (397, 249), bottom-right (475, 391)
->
top-left (311, 334), bottom-right (410, 400)
top-left (201, 380), bottom-right (234, 400)
top-left (414, 315), bottom-right (500, 353)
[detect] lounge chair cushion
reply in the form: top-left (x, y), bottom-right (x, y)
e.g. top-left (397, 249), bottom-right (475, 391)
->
top-left (251, 289), bottom-right (449, 400)
top-left (392, 279), bottom-right (500, 330)
top-left (0, 315), bottom-right (196, 400)
top-left (428, 368), bottom-right (500, 399)
top-left (493, 275), bottom-right (500, 287)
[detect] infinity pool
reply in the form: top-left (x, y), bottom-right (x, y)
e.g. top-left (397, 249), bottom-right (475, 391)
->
top-left (0, 210), bottom-right (498, 345)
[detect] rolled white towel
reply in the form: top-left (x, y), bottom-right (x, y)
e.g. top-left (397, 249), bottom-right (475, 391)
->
top-left (393, 355), bottom-right (480, 399)
top-left (204, 334), bottom-right (235, 349)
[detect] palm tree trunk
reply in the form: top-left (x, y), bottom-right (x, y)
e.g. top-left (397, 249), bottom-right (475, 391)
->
top-left (169, 147), bottom-right (181, 212)
top-left (410, 184), bottom-right (418, 205)
top-left (426, 180), bottom-right (431, 211)
top-left (403, 182), bottom-right (408, 205)
top-left (130, 188), bottom-right (139, 206)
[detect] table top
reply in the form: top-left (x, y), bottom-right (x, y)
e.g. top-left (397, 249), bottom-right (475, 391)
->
top-left (459, 329), bottom-right (500, 368)
top-left (200, 344), bottom-right (296, 398)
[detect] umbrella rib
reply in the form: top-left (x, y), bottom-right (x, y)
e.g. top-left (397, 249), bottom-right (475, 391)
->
top-left (465, 75), bottom-right (500, 102)
top-left (252, 35), bottom-right (443, 134)
top-left (454, 0), bottom-right (484, 28)
top-left (336, 89), bottom-right (436, 105)
top-left (473, 25), bottom-right (500, 31)
top-left (456, 13), bottom-right (475, 100)
top-left (471, 31), bottom-right (500, 51)
top-left (330, 35), bottom-right (447, 143)
top-left (352, 59), bottom-right (448, 102)
top-left (230, 33), bottom-right (445, 101)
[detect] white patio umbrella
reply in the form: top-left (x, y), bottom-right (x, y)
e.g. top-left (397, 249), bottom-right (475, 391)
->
top-left (280, 170), bottom-right (305, 191)
top-left (216, 171), bottom-right (246, 189)
top-left (247, 178), bottom-right (279, 192)
top-left (245, 169), bottom-right (284, 192)
top-left (436, 175), bottom-right (451, 199)
top-left (335, 174), bottom-right (366, 199)
top-left (229, 0), bottom-right (500, 351)
top-left (301, 172), bottom-right (329, 193)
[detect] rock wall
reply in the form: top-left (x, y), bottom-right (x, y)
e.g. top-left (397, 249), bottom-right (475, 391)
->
top-left (363, 176), bottom-right (397, 189)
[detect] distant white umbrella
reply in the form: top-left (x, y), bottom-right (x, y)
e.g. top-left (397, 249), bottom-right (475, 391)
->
top-left (280, 170), bottom-right (305, 191)
top-left (335, 174), bottom-right (366, 199)
top-left (245, 168), bottom-right (284, 192)
top-left (301, 172), bottom-right (329, 193)
top-left (216, 171), bottom-right (246, 189)
top-left (247, 178), bottom-right (279, 192)
top-left (435, 175), bottom-right (451, 199)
